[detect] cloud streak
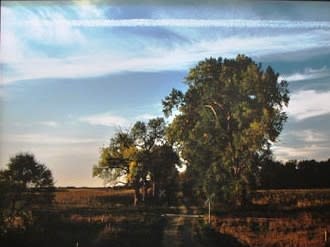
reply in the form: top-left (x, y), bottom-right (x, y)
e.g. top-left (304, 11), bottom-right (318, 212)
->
top-left (287, 90), bottom-right (330, 121)
top-left (290, 129), bottom-right (327, 143)
top-left (279, 67), bottom-right (329, 82)
top-left (3, 4), bottom-right (330, 85)
top-left (79, 113), bottom-right (129, 127)
top-left (272, 144), bottom-right (329, 161)
top-left (22, 19), bottom-right (330, 29)
top-left (4, 134), bottom-right (101, 145)
top-left (3, 30), bottom-right (330, 85)
top-left (38, 121), bottom-right (59, 128)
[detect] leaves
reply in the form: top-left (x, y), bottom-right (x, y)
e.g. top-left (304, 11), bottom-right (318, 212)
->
top-left (93, 117), bottom-right (179, 203)
top-left (163, 55), bottom-right (289, 206)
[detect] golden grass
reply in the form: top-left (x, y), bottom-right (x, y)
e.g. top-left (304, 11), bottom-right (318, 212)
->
top-left (52, 187), bottom-right (330, 246)
top-left (213, 213), bottom-right (330, 247)
top-left (55, 188), bottom-right (135, 208)
top-left (252, 189), bottom-right (330, 209)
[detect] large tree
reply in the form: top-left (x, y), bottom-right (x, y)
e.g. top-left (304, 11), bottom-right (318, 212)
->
top-left (93, 117), bottom-right (179, 205)
top-left (163, 55), bottom-right (289, 206)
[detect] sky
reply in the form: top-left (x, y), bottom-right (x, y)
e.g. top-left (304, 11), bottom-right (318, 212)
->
top-left (1, 0), bottom-right (330, 187)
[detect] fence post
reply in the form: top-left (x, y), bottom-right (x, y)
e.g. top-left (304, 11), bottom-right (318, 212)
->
top-left (325, 229), bottom-right (328, 243)
top-left (208, 200), bottom-right (211, 224)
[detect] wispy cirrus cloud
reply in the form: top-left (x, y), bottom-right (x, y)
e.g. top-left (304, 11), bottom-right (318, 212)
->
top-left (287, 90), bottom-right (330, 121)
top-left (79, 113), bottom-right (129, 127)
top-left (38, 121), bottom-right (59, 128)
top-left (272, 144), bottom-right (329, 161)
top-left (79, 112), bottom-right (163, 128)
top-left (2, 4), bottom-right (330, 85)
top-left (135, 113), bottom-right (161, 121)
top-left (10, 121), bottom-right (59, 129)
top-left (3, 31), bottom-right (330, 85)
top-left (278, 66), bottom-right (329, 82)
top-left (16, 19), bottom-right (330, 29)
top-left (289, 129), bottom-right (327, 143)
top-left (4, 133), bottom-right (101, 145)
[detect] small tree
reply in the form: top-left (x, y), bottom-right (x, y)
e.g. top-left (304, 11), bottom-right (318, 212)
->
top-left (0, 153), bottom-right (55, 232)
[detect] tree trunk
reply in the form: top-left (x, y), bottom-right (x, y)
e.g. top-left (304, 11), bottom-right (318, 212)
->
top-left (142, 183), bottom-right (145, 202)
top-left (134, 187), bottom-right (139, 206)
top-left (152, 181), bottom-right (156, 198)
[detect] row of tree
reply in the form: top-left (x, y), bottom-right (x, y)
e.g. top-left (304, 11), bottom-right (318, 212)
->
top-left (259, 158), bottom-right (330, 189)
top-left (94, 55), bottom-right (290, 207)
top-left (93, 118), bottom-right (180, 205)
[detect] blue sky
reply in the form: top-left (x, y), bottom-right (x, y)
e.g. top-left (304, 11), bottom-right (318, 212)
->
top-left (1, 1), bottom-right (330, 186)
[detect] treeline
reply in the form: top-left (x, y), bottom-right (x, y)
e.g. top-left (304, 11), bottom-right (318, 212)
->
top-left (259, 159), bottom-right (330, 189)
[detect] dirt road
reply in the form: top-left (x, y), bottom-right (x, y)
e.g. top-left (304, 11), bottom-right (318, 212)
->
top-left (161, 206), bottom-right (247, 247)
top-left (161, 206), bottom-right (204, 247)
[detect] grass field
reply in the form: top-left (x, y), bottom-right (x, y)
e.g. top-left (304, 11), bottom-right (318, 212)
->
top-left (211, 189), bottom-right (330, 247)
top-left (52, 187), bottom-right (330, 247)
top-left (212, 212), bottom-right (330, 247)
top-left (55, 188), bottom-right (135, 208)
top-left (4, 187), bottom-right (328, 247)
top-left (252, 189), bottom-right (330, 209)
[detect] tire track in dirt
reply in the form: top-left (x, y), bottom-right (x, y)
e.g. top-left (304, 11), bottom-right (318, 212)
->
top-left (161, 206), bottom-right (204, 247)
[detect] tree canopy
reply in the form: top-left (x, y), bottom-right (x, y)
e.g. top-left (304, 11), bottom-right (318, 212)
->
top-left (0, 153), bottom-right (54, 234)
top-left (162, 55), bottom-right (289, 206)
top-left (93, 117), bottom-right (180, 205)
top-left (259, 158), bottom-right (330, 189)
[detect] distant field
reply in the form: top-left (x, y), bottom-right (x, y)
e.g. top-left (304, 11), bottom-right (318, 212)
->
top-left (54, 187), bottom-right (330, 209)
top-left (55, 188), bottom-right (135, 208)
top-left (252, 188), bottom-right (330, 209)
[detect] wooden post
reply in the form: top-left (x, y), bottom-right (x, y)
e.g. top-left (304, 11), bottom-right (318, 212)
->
top-left (208, 199), bottom-right (211, 224)
top-left (325, 229), bottom-right (328, 243)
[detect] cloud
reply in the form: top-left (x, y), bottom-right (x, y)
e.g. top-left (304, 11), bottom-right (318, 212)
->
top-left (135, 113), bottom-right (161, 121)
top-left (4, 133), bottom-right (101, 145)
top-left (79, 112), bottom-right (164, 128)
top-left (21, 18), bottom-right (330, 29)
top-left (272, 144), bottom-right (329, 161)
top-left (291, 129), bottom-right (327, 143)
top-left (10, 121), bottom-right (59, 128)
top-left (3, 29), bottom-right (329, 85)
top-left (38, 121), bottom-right (59, 127)
top-left (287, 90), bottom-right (330, 121)
top-left (79, 113), bottom-right (129, 127)
top-left (2, 3), bottom-right (330, 85)
top-left (1, 7), bottom-right (86, 64)
top-left (278, 66), bottom-right (329, 82)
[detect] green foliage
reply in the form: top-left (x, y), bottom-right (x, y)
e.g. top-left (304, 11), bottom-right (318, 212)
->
top-left (93, 118), bottom-right (180, 204)
top-left (0, 153), bottom-right (55, 235)
top-left (259, 158), bottom-right (330, 189)
top-left (3, 154), bottom-right (54, 189)
top-left (163, 55), bottom-right (289, 206)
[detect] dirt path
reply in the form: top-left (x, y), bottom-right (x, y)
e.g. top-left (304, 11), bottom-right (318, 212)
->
top-left (161, 206), bottom-right (204, 247)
